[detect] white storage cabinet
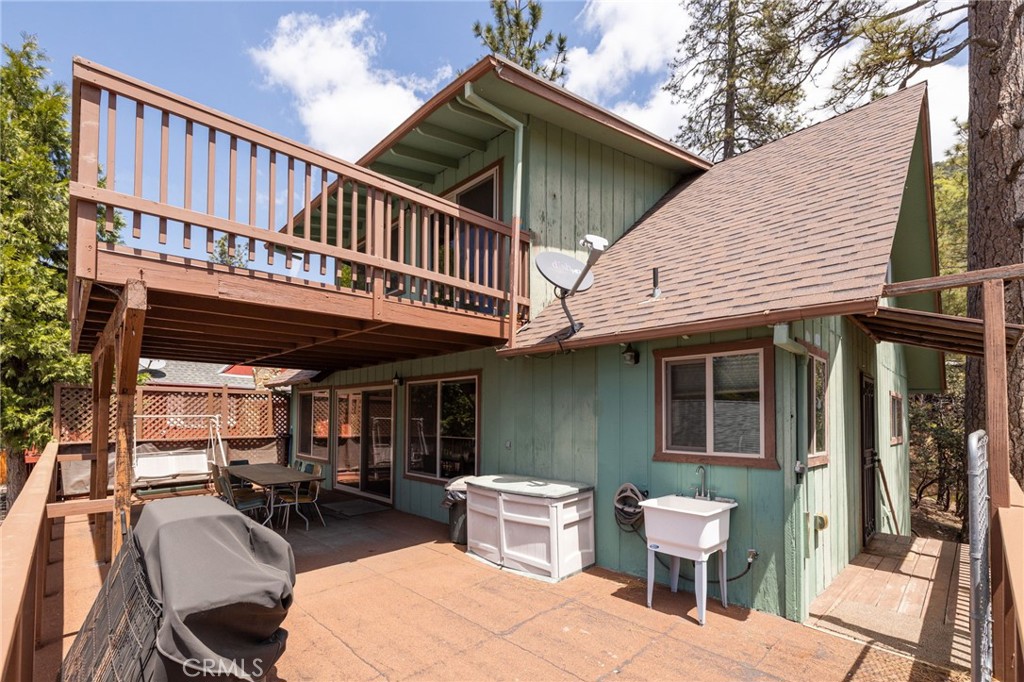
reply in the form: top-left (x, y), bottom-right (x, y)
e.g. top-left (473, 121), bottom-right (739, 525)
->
top-left (466, 475), bottom-right (595, 581)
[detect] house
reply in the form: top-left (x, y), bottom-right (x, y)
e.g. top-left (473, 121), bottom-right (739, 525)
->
top-left (283, 58), bottom-right (941, 623)
top-left (64, 55), bottom-right (1019, 625)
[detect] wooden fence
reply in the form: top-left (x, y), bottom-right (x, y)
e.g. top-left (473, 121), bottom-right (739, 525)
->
top-left (53, 383), bottom-right (289, 444)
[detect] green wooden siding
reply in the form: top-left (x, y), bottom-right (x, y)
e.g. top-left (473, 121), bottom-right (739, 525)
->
top-left (525, 119), bottom-right (680, 312)
top-left (294, 312), bottom-right (910, 621)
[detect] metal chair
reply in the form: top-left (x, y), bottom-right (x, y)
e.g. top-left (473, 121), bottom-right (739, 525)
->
top-left (215, 476), bottom-right (270, 524)
top-left (277, 463), bottom-right (325, 532)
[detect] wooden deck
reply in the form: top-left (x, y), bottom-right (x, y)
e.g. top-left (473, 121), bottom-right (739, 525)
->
top-left (34, 505), bottom-right (969, 682)
top-left (807, 533), bottom-right (970, 675)
top-left (69, 58), bottom-right (532, 372)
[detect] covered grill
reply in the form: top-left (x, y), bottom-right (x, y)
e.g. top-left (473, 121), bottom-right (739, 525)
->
top-left (62, 497), bottom-right (295, 681)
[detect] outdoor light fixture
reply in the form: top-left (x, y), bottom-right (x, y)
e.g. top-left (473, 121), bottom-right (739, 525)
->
top-left (392, 372), bottom-right (403, 387)
top-left (622, 344), bottom-right (639, 366)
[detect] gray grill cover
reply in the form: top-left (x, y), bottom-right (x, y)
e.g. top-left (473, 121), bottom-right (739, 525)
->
top-left (133, 497), bottom-right (295, 680)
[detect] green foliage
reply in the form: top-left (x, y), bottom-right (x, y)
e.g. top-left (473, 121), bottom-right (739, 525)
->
top-left (667, 0), bottom-right (873, 160)
top-left (909, 364), bottom-right (966, 535)
top-left (213, 234), bottom-right (248, 268)
top-left (825, 1), bottom-right (968, 110)
top-left (1, 36), bottom-right (90, 453)
top-left (473, 0), bottom-right (568, 82)
top-left (933, 121), bottom-right (967, 317)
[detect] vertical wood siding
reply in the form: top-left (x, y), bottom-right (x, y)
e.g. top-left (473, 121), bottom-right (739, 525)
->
top-left (295, 312), bottom-right (909, 621)
top-left (525, 120), bottom-right (680, 314)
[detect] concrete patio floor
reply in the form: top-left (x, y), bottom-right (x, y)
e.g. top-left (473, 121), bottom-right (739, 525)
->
top-left (37, 502), bottom-right (968, 681)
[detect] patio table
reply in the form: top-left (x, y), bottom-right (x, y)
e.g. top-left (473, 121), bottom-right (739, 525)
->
top-left (226, 463), bottom-right (321, 529)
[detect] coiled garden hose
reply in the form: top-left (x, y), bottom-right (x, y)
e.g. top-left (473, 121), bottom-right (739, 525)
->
top-left (613, 482), bottom-right (758, 585)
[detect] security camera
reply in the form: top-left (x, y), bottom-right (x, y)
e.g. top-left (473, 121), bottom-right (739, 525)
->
top-left (579, 234), bottom-right (608, 252)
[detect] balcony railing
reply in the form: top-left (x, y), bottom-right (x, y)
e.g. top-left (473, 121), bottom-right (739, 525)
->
top-left (68, 58), bottom-right (531, 346)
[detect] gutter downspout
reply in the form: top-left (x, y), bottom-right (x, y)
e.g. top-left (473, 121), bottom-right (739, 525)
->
top-left (462, 81), bottom-right (523, 348)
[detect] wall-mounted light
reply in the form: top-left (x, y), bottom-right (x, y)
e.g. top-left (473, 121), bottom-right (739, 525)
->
top-left (392, 372), bottom-right (404, 387)
top-left (622, 344), bottom-right (639, 366)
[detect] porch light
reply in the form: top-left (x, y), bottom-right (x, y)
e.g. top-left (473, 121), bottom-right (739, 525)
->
top-left (622, 344), bottom-right (639, 366)
top-left (392, 372), bottom-right (404, 387)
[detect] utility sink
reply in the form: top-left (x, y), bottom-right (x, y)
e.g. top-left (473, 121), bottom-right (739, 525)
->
top-left (639, 495), bottom-right (737, 561)
top-left (639, 495), bottom-right (738, 626)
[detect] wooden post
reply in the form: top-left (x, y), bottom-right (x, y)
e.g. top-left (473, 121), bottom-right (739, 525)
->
top-left (90, 348), bottom-right (113, 562)
top-left (983, 278), bottom-right (1011, 679)
top-left (96, 280), bottom-right (146, 559)
top-left (983, 279), bottom-right (1011, 507)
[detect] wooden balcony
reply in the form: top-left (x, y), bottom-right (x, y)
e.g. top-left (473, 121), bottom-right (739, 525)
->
top-left (68, 58), bottom-right (531, 371)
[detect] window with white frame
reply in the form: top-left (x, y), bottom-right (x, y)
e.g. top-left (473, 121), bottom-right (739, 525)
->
top-left (890, 391), bottom-right (904, 445)
top-left (654, 341), bottom-right (777, 468)
top-left (807, 350), bottom-right (829, 466)
top-left (406, 375), bottom-right (478, 480)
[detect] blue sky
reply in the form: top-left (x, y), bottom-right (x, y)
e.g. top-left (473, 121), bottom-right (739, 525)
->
top-left (3, 1), bottom-right (967, 161)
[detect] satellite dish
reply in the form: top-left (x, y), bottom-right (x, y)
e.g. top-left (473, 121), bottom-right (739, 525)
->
top-left (534, 235), bottom-right (610, 339)
top-left (139, 358), bottom-right (167, 371)
top-left (536, 252), bottom-right (595, 295)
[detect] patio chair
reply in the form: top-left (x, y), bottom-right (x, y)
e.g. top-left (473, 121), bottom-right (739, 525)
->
top-left (215, 475), bottom-right (270, 524)
top-left (277, 463), bottom-right (325, 532)
top-left (227, 459), bottom-right (253, 489)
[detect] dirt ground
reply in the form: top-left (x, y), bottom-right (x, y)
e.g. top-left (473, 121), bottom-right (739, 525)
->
top-left (911, 497), bottom-right (963, 542)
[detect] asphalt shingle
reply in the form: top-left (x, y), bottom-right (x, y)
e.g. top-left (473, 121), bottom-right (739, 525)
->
top-left (509, 84), bottom-right (928, 353)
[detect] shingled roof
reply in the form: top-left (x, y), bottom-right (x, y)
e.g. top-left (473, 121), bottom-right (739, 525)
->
top-left (504, 84), bottom-right (930, 355)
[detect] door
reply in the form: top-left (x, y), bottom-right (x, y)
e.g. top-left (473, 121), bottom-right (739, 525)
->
top-left (860, 374), bottom-right (877, 545)
top-left (335, 388), bottom-right (393, 501)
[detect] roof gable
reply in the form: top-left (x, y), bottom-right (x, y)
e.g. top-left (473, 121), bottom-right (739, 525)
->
top-left (507, 84), bottom-right (932, 353)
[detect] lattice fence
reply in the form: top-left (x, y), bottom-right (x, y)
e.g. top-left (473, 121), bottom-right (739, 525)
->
top-left (54, 384), bottom-right (290, 445)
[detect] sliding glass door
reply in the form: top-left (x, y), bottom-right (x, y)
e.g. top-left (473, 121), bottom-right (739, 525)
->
top-left (335, 387), bottom-right (393, 501)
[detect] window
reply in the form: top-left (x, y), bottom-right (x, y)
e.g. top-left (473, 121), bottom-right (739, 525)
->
top-left (807, 349), bottom-right (829, 467)
top-left (890, 391), bottom-right (904, 445)
top-left (296, 390), bottom-right (330, 460)
top-left (406, 375), bottom-right (478, 481)
top-left (654, 340), bottom-right (777, 468)
top-left (444, 165), bottom-right (500, 219)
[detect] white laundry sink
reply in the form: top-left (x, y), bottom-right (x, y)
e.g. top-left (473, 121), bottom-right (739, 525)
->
top-left (639, 495), bottom-right (737, 561)
top-left (639, 494), bottom-right (739, 625)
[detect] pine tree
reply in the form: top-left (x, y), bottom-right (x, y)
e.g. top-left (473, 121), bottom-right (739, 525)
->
top-left (666, 0), bottom-right (871, 161)
top-left (473, 0), bottom-right (568, 82)
top-left (1, 37), bottom-right (90, 501)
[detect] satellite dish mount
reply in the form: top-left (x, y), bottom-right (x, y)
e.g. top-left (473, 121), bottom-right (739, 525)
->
top-left (534, 234), bottom-right (609, 337)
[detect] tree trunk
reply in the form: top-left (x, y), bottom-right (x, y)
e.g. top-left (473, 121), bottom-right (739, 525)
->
top-left (966, 0), bottom-right (1024, 486)
top-left (722, 0), bottom-right (740, 159)
top-left (4, 450), bottom-right (29, 508)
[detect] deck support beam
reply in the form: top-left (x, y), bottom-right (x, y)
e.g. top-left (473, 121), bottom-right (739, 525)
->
top-left (93, 279), bottom-right (146, 558)
top-left (89, 347), bottom-right (114, 563)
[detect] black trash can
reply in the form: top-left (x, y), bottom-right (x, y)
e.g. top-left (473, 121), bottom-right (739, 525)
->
top-left (442, 476), bottom-right (470, 544)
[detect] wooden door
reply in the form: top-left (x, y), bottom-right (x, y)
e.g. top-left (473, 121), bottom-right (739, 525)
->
top-left (860, 375), bottom-right (877, 545)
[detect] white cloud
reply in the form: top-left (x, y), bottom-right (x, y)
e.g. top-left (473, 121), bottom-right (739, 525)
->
top-left (563, 0), bottom-right (964, 160)
top-left (249, 12), bottom-right (452, 161)
top-left (564, 1), bottom-right (689, 103)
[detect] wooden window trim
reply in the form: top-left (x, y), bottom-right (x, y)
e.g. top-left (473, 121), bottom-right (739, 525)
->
top-left (403, 370), bottom-right (482, 483)
top-left (653, 338), bottom-right (778, 469)
top-left (804, 342), bottom-right (830, 468)
top-left (441, 160), bottom-right (503, 220)
top-left (890, 391), bottom-right (904, 445)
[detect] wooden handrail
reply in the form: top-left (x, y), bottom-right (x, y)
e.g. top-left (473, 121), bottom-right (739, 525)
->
top-left (1, 442), bottom-right (58, 679)
top-left (72, 59), bottom-right (526, 242)
top-left (70, 57), bottom-right (532, 340)
top-left (997, 479), bottom-right (1024, 679)
top-left (881, 263), bottom-right (1024, 298)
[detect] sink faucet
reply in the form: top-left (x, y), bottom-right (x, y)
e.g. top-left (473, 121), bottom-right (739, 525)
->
top-left (695, 465), bottom-right (708, 499)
